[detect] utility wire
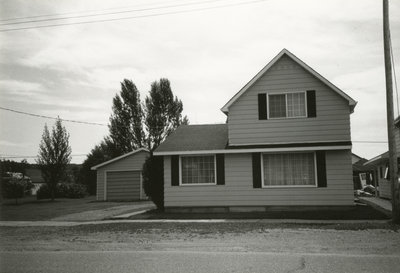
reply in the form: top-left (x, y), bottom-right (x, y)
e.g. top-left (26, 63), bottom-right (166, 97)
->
top-left (0, 0), bottom-right (190, 22)
top-left (0, 154), bottom-right (87, 159)
top-left (0, 0), bottom-right (268, 32)
top-left (0, 106), bottom-right (166, 129)
top-left (0, 0), bottom-right (228, 26)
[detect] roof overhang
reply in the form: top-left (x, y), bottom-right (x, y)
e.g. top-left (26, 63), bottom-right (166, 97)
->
top-left (153, 144), bottom-right (352, 156)
top-left (91, 148), bottom-right (149, 170)
top-left (363, 152), bottom-right (389, 167)
top-left (221, 48), bottom-right (357, 115)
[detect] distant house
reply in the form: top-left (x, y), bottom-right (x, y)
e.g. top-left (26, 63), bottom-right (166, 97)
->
top-left (25, 168), bottom-right (45, 195)
top-left (91, 148), bottom-right (149, 201)
top-left (154, 49), bottom-right (357, 212)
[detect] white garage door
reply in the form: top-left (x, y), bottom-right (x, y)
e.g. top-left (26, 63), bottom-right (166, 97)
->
top-left (106, 171), bottom-right (141, 200)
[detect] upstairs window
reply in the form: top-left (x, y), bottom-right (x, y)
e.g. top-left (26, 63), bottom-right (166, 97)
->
top-left (268, 92), bottom-right (306, 118)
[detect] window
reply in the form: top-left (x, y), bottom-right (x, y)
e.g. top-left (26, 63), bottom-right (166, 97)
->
top-left (181, 155), bottom-right (216, 185)
top-left (268, 92), bottom-right (306, 118)
top-left (262, 152), bottom-right (316, 187)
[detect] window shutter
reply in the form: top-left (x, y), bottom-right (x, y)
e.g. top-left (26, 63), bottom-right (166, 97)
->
top-left (258, 94), bottom-right (268, 120)
top-left (171, 155), bottom-right (179, 186)
top-left (252, 153), bottom-right (262, 188)
top-left (316, 151), bottom-right (327, 187)
top-left (307, 90), bottom-right (316, 118)
top-left (216, 154), bottom-right (225, 185)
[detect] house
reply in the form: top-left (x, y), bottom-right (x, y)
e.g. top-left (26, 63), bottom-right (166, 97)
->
top-left (364, 117), bottom-right (400, 199)
top-left (351, 153), bottom-right (374, 190)
top-left (91, 148), bottom-right (149, 201)
top-left (25, 168), bottom-right (45, 195)
top-left (154, 48), bottom-right (357, 212)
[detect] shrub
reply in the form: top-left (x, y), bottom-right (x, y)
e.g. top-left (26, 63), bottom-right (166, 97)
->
top-left (36, 183), bottom-right (87, 200)
top-left (2, 174), bottom-right (34, 204)
top-left (142, 155), bottom-right (164, 210)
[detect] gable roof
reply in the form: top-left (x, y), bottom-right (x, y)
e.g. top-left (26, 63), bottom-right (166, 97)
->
top-left (154, 124), bottom-right (228, 153)
top-left (221, 48), bottom-right (357, 114)
top-left (363, 151), bottom-right (389, 167)
top-left (91, 148), bottom-right (149, 170)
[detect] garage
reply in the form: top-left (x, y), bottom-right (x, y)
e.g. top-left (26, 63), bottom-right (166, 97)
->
top-left (91, 148), bottom-right (149, 201)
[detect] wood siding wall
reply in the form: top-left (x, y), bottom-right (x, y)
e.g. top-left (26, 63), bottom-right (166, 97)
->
top-left (163, 150), bottom-right (353, 207)
top-left (228, 55), bottom-right (351, 145)
top-left (96, 150), bottom-right (149, 201)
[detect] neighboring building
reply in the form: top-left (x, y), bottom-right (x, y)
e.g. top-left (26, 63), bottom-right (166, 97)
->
top-left (91, 148), bottom-right (149, 201)
top-left (351, 153), bottom-right (373, 190)
top-left (154, 49), bottom-right (357, 211)
top-left (364, 118), bottom-right (400, 199)
top-left (25, 168), bottom-right (45, 195)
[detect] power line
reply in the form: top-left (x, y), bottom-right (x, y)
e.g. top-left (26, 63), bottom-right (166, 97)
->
top-left (0, 106), bottom-right (107, 127)
top-left (0, 154), bottom-right (87, 159)
top-left (0, 0), bottom-right (268, 32)
top-left (0, 0), bottom-right (227, 26)
top-left (0, 0), bottom-right (188, 22)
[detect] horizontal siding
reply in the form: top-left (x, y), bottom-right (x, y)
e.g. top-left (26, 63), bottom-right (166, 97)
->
top-left (96, 150), bottom-right (149, 201)
top-left (106, 171), bottom-right (141, 200)
top-left (164, 150), bottom-right (353, 207)
top-left (228, 54), bottom-right (351, 145)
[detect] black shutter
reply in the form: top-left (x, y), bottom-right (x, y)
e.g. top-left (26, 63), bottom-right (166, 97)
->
top-left (216, 154), bottom-right (225, 185)
top-left (171, 155), bottom-right (179, 186)
top-left (252, 153), bottom-right (262, 188)
top-left (316, 151), bottom-right (327, 187)
top-left (307, 90), bottom-right (316, 118)
top-left (258, 93), bottom-right (268, 120)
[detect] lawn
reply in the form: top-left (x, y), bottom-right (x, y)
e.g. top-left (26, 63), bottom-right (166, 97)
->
top-left (0, 196), bottom-right (143, 221)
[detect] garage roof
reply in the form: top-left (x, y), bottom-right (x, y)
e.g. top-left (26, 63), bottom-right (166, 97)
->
top-left (91, 148), bottom-right (149, 170)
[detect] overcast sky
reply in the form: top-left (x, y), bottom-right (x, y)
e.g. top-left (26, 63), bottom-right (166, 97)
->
top-left (0, 0), bottom-right (399, 164)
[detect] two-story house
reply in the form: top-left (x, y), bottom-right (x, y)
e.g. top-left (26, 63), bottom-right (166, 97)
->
top-left (154, 49), bottom-right (357, 211)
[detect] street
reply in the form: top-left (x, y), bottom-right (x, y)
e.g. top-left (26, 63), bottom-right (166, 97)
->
top-left (1, 222), bottom-right (399, 272)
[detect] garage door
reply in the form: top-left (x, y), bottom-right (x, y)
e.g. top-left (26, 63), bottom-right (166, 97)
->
top-left (106, 171), bottom-right (141, 200)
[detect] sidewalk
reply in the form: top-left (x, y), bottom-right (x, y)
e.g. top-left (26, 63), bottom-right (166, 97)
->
top-left (358, 197), bottom-right (392, 217)
top-left (0, 218), bottom-right (390, 227)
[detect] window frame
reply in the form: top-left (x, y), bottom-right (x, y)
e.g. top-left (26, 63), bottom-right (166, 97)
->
top-left (179, 154), bottom-right (217, 186)
top-left (267, 91), bottom-right (308, 119)
top-left (260, 151), bottom-right (318, 188)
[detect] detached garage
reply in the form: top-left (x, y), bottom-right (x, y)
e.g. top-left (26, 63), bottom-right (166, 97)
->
top-left (91, 148), bottom-right (149, 201)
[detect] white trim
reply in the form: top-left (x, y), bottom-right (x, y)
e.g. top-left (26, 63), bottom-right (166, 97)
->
top-left (179, 154), bottom-right (217, 186)
top-left (91, 148), bottom-right (149, 170)
top-left (228, 140), bottom-right (351, 146)
top-left (140, 173), bottom-right (143, 200)
top-left (267, 91), bottom-right (307, 119)
top-left (260, 151), bottom-right (318, 188)
top-left (154, 145), bottom-right (352, 156)
top-left (220, 48), bottom-right (357, 114)
top-left (364, 153), bottom-right (385, 166)
top-left (104, 169), bottom-right (142, 201)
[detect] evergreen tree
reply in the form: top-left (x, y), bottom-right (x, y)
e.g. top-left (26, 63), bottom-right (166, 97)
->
top-left (145, 78), bottom-right (188, 151)
top-left (37, 119), bottom-right (72, 200)
top-left (109, 79), bottom-right (145, 154)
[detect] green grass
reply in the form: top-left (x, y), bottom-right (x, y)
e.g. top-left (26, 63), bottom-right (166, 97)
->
top-left (0, 196), bottom-right (139, 221)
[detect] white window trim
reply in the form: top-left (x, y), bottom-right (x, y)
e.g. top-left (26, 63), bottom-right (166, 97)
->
top-left (179, 154), bottom-right (217, 186)
top-left (267, 91), bottom-right (308, 120)
top-left (260, 151), bottom-right (318, 188)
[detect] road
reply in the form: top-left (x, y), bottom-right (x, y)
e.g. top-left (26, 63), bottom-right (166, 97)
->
top-left (2, 250), bottom-right (399, 273)
top-left (1, 222), bottom-right (399, 273)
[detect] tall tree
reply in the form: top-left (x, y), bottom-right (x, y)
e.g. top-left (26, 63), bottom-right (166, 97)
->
top-left (109, 79), bottom-right (145, 154)
top-left (145, 78), bottom-right (187, 151)
top-left (37, 119), bottom-right (72, 200)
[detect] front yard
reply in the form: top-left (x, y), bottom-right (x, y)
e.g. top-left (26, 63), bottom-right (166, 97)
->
top-left (0, 196), bottom-right (150, 221)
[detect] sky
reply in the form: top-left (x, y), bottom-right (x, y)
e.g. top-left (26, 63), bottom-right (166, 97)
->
top-left (0, 0), bottom-right (399, 164)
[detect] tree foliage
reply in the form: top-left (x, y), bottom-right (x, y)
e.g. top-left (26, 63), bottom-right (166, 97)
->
top-left (142, 155), bottom-right (164, 210)
top-left (109, 79), bottom-right (145, 154)
top-left (145, 78), bottom-right (187, 151)
top-left (37, 118), bottom-right (72, 200)
top-left (2, 173), bottom-right (34, 205)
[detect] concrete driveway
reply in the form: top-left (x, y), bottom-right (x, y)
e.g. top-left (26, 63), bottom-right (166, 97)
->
top-left (49, 201), bottom-right (155, 221)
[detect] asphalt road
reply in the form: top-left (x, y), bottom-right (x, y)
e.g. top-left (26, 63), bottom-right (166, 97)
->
top-left (1, 250), bottom-right (399, 273)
